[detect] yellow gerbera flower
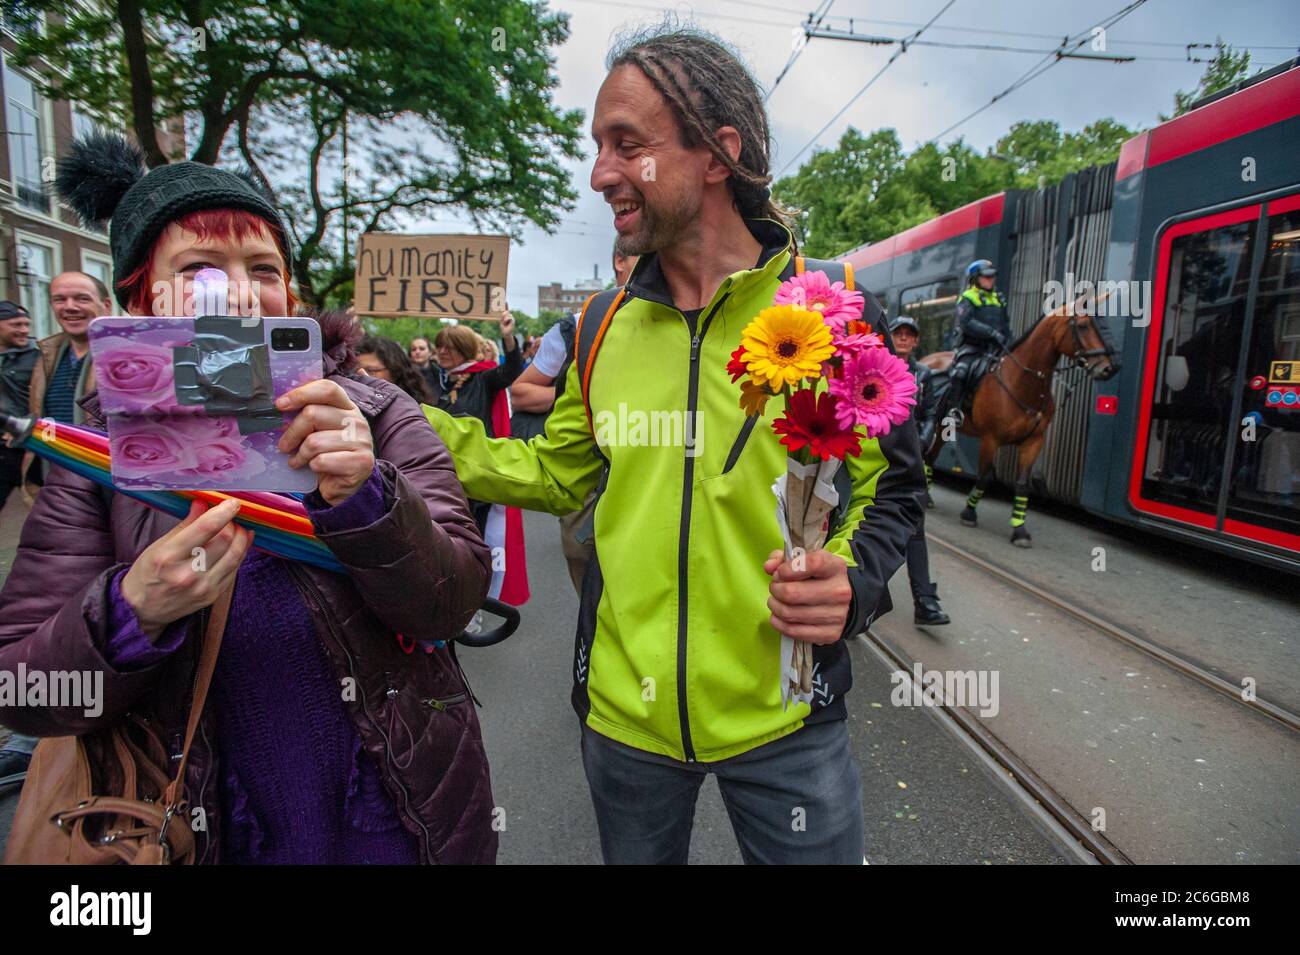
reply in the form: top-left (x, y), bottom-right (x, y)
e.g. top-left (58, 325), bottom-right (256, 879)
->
top-left (740, 304), bottom-right (834, 390)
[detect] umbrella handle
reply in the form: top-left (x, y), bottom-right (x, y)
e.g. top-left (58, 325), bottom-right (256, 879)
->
top-left (455, 596), bottom-right (520, 648)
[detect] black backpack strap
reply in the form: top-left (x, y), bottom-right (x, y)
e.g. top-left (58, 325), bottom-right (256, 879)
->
top-left (574, 287), bottom-right (628, 432)
top-left (552, 315), bottom-right (578, 402)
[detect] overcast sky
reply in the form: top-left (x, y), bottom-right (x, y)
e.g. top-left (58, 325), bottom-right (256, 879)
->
top-left (402, 0), bottom-right (1299, 314)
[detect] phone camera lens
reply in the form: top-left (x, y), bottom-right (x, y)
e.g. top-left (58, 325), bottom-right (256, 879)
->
top-left (271, 328), bottom-right (309, 351)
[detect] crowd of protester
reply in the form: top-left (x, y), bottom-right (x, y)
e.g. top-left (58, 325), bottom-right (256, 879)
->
top-left (0, 23), bottom-right (920, 867)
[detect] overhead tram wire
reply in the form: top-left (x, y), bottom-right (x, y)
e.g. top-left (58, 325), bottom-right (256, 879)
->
top-left (563, 0), bottom-right (1289, 56)
top-left (560, 0), bottom-right (793, 31)
top-left (777, 0), bottom-right (959, 177)
top-left (809, 13), bottom-right (1298, 53)
top-left (766, 0), bottom-right (836, 102)
top-left (924, 0), bottom-right (1149, 145)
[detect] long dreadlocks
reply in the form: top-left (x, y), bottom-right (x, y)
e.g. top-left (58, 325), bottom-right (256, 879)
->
top-left (607, 22), bottom-right (791, 229)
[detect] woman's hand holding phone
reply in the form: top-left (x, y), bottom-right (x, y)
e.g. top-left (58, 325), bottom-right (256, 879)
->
top-left (275, 380), bottom-right (375, 505)
top-left (121, 498), bottom-right (253, 641)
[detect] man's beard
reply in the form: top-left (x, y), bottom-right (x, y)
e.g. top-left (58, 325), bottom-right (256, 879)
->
top-left (616, 189), bottom-right (701, 257)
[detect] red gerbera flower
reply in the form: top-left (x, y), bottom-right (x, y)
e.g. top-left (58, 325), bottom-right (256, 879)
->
top-left (727, 345), bottom-right (749, 383)
top-left (772, 388), bottom-right (864, 460)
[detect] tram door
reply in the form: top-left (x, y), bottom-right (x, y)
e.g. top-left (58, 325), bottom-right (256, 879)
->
top-left (1132, 195), bottom-right (1300, 553)
top-left (1227, 196), bottom-right (1300, 548)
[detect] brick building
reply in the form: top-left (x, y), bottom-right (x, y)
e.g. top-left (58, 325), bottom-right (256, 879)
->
top-left (0, 8), bottom-right (182, 337)
top-left (537, 269), bottom-right (606, 315)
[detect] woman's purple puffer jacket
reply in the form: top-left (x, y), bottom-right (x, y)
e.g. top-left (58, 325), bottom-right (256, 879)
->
top-left (0, 326), bottom-right (497, 864)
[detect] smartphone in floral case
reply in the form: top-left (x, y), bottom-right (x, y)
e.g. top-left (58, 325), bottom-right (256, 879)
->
top-left (88, 315), bottom-right (323, 492)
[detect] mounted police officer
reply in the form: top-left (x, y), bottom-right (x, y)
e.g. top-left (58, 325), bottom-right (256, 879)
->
top-left (891, 315), bottom-right (949, 626)
top-left (941, 259), bottom-right (1011, 426)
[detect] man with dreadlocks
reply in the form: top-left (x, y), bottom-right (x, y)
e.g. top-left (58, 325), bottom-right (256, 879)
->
top-left (425, 23), bottom-right (924, 864)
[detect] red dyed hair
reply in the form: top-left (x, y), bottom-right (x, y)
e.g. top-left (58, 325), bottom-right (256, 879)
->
top-left (116, 208), bottom-right (298, 315)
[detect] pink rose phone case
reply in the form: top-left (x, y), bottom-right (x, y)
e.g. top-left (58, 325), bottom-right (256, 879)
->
top-left (88, 315), bottom-right (323, 492)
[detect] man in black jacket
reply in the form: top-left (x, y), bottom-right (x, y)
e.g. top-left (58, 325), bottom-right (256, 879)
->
top-left (891, 316), bottom-right (949, 626)
top-left (0, 301), bottom-right (36, 511)
top-left (0, 299), bottom-right (37, 784)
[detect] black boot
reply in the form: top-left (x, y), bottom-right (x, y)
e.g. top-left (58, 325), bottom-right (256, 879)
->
top-left (938, 375), bottom-right (968, 438)
top-left (913, 589), bottom-right (951, 626)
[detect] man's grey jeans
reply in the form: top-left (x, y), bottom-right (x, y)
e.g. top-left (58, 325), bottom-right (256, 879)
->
top-left (580, 718), bottom-right (864, 864)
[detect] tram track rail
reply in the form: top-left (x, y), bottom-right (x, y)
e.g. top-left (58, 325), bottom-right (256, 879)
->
top-left (857, 627), bottom-right (1132, 865)
top-left (925, 531), bottom-right (1300, 735)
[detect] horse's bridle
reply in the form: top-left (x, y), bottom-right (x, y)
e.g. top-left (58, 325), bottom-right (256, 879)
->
top-left (1058, 313), bottom-right (1116, 378)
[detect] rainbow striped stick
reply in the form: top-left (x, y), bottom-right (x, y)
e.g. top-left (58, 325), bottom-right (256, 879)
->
top-left (1, 414), bottom-right (522, 648)
top-left (3, 414), bottom-right (342, 573)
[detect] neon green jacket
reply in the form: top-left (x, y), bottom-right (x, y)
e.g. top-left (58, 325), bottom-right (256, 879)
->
top-left (424, 220), bottom-right (924, 762)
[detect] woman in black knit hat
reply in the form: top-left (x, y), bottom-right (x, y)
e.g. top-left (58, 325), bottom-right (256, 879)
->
top-left (0, 135), bottom-right (500, 864)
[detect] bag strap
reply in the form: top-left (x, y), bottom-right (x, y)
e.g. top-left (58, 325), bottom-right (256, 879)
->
top-left (574, 287), bottom-right (626, 433)
top-left (162, 582), bottom-right (235, 810)
top-left (552, 316), bottom-right (578, 402)
top-left (779, 254), bottom-right (856, 293)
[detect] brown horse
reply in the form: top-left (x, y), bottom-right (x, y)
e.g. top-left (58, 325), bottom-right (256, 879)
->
top-left (920, 298), bottom-right (1119, 546)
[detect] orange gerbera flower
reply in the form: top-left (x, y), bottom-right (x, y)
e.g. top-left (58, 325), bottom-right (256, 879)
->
top-left (739, 378), bottom-right (772, 416)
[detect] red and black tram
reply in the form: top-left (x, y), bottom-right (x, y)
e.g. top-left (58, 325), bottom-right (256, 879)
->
top-left (838, 59), bottom-right (1300, 573)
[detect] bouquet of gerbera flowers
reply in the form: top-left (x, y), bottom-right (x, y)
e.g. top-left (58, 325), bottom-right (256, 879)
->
top-left (731, 270), bottom-right (917, 707)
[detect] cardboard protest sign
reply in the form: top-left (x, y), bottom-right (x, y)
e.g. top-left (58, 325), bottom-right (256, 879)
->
top-left (354, 233), bottom-right (509, 320)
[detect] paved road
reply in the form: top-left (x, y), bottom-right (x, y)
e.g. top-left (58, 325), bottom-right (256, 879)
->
top-left (920, 476), bottom-right (1300, 714)
top-left (0, 494), bottom-right (1070, 864)
top-left (871, 481), bottom-right (1300, 863)
top-left (460, 508), bottom-right (1069, 864)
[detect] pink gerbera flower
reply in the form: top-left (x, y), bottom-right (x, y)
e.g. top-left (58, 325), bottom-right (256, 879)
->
top-left (832, 325), bottom-right (884, 359)
top-left (829, 346), bottom-right (917, 437)
top-left (774, 270), bottom-right (865, 327)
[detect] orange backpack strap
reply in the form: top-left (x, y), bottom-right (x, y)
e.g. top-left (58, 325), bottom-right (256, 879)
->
top-left (789, 254), bottom-right (855, 291)
top-left (574, 287), bottom-right (627, 433)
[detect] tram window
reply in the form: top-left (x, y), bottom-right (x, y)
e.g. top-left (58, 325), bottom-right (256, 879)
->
top-left (1142, 217), bottom-right (1257, 518)
top-left (900, 279), bottom-right (961, 357)
top-left (1225, 206), bottom-right (1300, 539)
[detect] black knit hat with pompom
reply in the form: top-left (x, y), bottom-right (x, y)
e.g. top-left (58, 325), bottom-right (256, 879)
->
top-left (55, 133), bottom-right (292, 306)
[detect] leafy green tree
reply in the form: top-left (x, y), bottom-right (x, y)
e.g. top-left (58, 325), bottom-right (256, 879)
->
top-left (779, 132), bottom-right (1016, 256)
top-left (776, 114), bottom-right (1136, 257)
top-left (360, 316), bottom-right (451, 347)
top-left (360, 307), bottom-right (568, 351)
top-left (459, 308), bottom-right (566, 340)
top-left (774, 128), bottom-right (904, 256)
top-left (1165, 40), bottom-right (1254, 119)
top-left (994, 118), bottom-right (1136, 188)
top-left (14, 0), bottom-right (584, 306)
top-left (992, 120), bottom-right (1062, 181)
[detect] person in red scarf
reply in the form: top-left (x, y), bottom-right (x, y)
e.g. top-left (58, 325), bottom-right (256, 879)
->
top-left (433, 316), bottom-right (528, 607)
